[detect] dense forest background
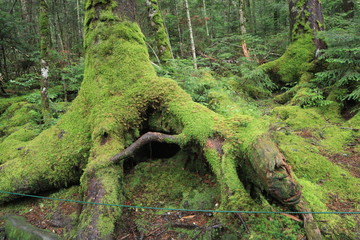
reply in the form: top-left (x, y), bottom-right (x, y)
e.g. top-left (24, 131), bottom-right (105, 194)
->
top-left (0, 0), bottom-right (358, 110)
top-left (0, 0), bottom-right (359, 239)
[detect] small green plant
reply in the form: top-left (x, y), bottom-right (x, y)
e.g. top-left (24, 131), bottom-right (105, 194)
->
top-left (8, 73), bottom-right (40, 91)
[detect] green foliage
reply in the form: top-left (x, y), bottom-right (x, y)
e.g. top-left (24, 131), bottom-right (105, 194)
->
top-left (8, 73), bottom-right (41, 90)
top-left (291, 87), bottom-right (333, 107)
top-left (61, 58), bottom-right (84, 92)
top-left (156, 59), bottom-right (216, 106)
top-left (314, 15), bottom-right (360, 103)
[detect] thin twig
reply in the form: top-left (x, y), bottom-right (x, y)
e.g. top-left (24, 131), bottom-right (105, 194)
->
top-left (236, 213), bottom-right (250, 234)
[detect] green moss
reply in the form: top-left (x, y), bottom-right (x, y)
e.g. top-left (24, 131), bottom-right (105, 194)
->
top-left (271, 106), bottom-right (359, 239)
top-left (146, 0), bottom-right (172, 62)
top-left (261, 34), bottom-right (315, 83)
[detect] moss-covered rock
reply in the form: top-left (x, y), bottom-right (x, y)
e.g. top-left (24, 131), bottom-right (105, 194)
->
top-left (5, 215), bottom-right (60, 240)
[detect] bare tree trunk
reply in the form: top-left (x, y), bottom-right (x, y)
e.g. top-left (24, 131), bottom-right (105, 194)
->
top-left (202, 0), bottom-right (210, 37)
top-left (250, 0), bottom-right (256, 34)
top-left (19, 0), bottom-right (30, 22)
top-left (55, 10), bottom-right (65, 52)
top-left (76, 0), bottom-right (83, 41)
top-left (239, 0), bottom-right (250, 58)
top-left (184, 0), bottom-right (197, 69)
top-left (1, 44), bottom-right (8, 81)
top-left (174, 0), bottom-right (184, 57)
top-left (39, 0), bottom-right (51, 123)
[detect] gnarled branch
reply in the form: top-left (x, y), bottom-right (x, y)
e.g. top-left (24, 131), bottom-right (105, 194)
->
top-left (110, 132), bottom-right (182, 164)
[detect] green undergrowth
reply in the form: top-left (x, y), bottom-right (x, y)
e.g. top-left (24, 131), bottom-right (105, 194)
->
top-left (271, 105), bottom-right (359, 239)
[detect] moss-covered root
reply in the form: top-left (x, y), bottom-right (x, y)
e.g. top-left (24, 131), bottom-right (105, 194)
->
top-left (72, 125), bottom-right (125, 239)
top-left (296, 202), bottom-right (322, 240)
top-left (245, 134), bottom-right (301, 205)
top-left (0, 119), bottom-right (89, 205)
top-left (75, 166), bottom-right (122, 239)
top-left (260, 35), bottom-right (315, 84)
top-left (5, 215), bottom-right (61, 240)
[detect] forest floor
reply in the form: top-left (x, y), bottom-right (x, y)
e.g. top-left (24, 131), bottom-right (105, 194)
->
top-left (0, 94), bottom-right (359, 239)
top-left (2, 143), bottom-right (358, 239)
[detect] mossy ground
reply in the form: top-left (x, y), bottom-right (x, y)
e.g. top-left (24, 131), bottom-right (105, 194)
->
top-left (270, 105), bottom-right (359, 239)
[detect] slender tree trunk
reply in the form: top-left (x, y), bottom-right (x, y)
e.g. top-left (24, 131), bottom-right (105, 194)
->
top-left (239, 0), bottom-right (250, 58)
top-left (174, 0), bottom-right (184, 57)
top-left (184, 0), bottom-right (197, 69)
top-left (202, 0), bottom-right (210, 37)
top-left (55, 10), bottom-right (65, 52)
top-left (76, 0), bottom-right (83, 41)
top-left (19, 0), bottom-right (30, 22)
top-left (39, 0), bottom-right (51, 123)
top-left (250, 0), bottom-right (256, 34)
top-left (273, 0), bottom-right (280, 32)
top-left (1, 44), bottom-right (8, 81)
top-left (146, 0), bottom-right (173, 63)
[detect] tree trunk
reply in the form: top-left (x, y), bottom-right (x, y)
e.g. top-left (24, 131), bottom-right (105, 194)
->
top-left (184, 0), bottom-right (197, 69)
top-left (19, 0), bottom-right (31, 23)
top-left (0, 0), bottom-right (303, 238)
top-left (174, 0), bottom-right (184, 57)
top-left (146, 0), bottom-right (173, 63)
top-left (39, 0), bottom-right (51, 123)
top-left (202, 0), bottom-right (210, 37)
top-left (261, 0), bottom-right (325, 93)
top-left (239, 0), bottom-right (250, 58)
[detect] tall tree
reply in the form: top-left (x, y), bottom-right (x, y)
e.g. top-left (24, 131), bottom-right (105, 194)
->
top-left (261, 0), bottom-right (326, 103)
top-left (184, 0), bottom-right (197, 69)
top-left (39, 0), bottom-right (51, 122)
top-left (239, 0), bottom-right (250, 58)
top-left (146, 0), bottom-right (173, 62)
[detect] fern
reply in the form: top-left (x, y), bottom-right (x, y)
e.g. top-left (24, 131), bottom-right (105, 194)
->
top-left (314, 15), bottom-right (360, 103)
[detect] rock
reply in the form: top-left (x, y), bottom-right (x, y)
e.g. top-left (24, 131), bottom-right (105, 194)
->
top-left (5, 215), bottom-right (61, 240)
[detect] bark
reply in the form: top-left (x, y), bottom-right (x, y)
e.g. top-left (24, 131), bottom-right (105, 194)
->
top-left (19, 0), bottom-right (31, 23)
top-left (146, 0), bottom-right (173, 62)
top-left (239, 0), bottom-right (250, 58)
top-left (289, 0), bottom-right (326, 50)
top-left (39, 0), bottom-right (51, 123)
top-left (174, 0), bottom-right (184, 57)
top-left (0, 0), bottom-right (303, 238)
top-left (261, 0), bottom-right (326, 86)
top-left (202, 0), bottom-right (210, 37)
top-left (184, 0), bottom-right (197, 69)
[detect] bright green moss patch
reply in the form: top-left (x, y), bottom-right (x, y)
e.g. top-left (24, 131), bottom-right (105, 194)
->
top-left (261, 34), bottom-right (315, 83)
top-left (272, 111), bottom-right (359, 239)
top-left (273, 106), bottom-right (326, 129)
top-left (0, 102), bottom-right (41, 137)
